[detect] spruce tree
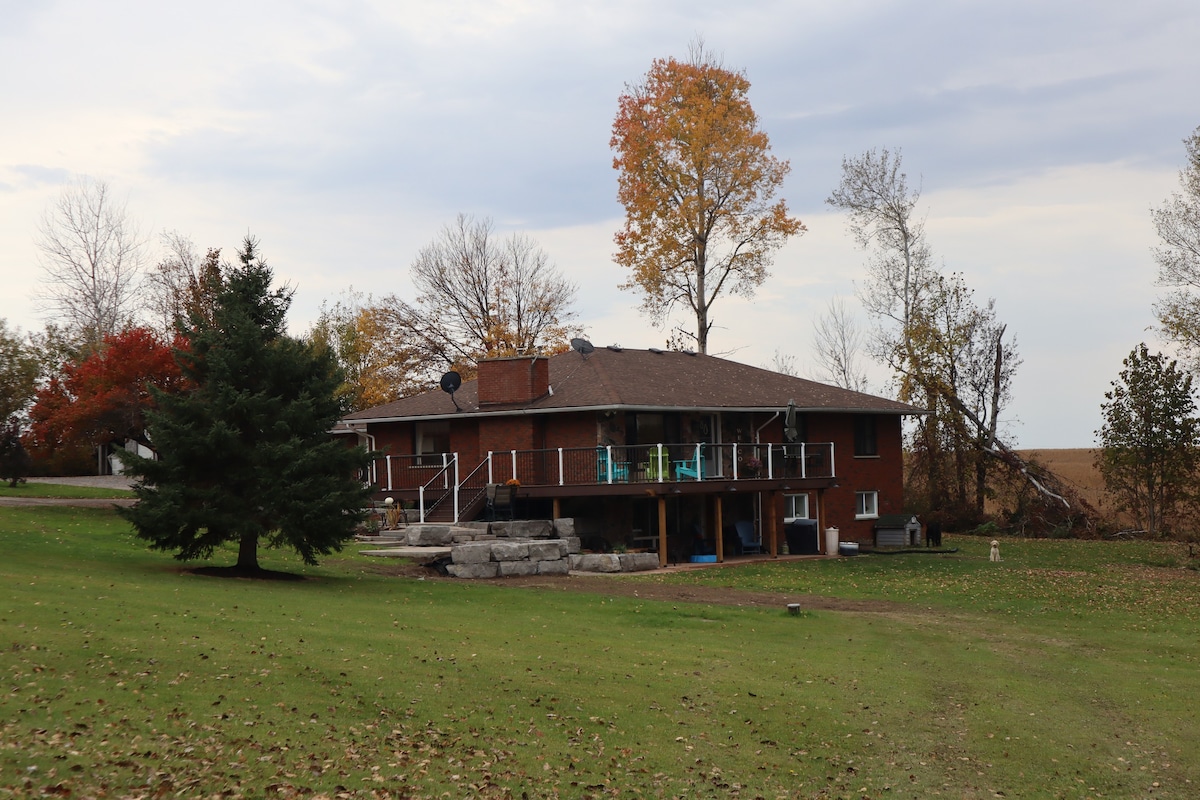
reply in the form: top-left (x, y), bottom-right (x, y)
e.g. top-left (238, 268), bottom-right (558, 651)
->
top-left (120, 237), bottom-right (372, 573)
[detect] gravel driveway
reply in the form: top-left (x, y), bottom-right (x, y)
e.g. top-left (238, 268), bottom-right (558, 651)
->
top-left (24, 475), bottom-right (134, 490)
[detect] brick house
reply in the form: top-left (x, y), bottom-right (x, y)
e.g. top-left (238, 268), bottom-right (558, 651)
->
top-left (336, 347), bottom-right (922, 566)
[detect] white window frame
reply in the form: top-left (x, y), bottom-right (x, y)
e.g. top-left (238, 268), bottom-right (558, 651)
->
top-left (700, 413), bottom-right (722, 477)
top-left (415, 421), bottom-right (451, 466)
top-left (783, 493), bottom-right (810, 523)
top-left (855, 490), bottom-right (879, 520)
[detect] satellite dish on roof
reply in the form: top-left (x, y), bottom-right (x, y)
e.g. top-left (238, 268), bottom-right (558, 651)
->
top-left (570, 337), bottom-right (594, 357)
top-left (439, 371), bottom-right (463, 411)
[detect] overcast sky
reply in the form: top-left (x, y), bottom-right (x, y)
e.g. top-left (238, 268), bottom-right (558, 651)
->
top-left (2, 0), bottom-right (1198, 448)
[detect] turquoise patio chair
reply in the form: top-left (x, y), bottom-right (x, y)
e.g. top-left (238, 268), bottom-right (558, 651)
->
top-left (674, 449), bottom-right (706, 481)
top-left (596, 447), bottom-right (630, 483)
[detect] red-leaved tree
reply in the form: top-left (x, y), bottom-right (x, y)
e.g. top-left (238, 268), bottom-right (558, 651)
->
top-left (27, 328), bottom-right (185, 470)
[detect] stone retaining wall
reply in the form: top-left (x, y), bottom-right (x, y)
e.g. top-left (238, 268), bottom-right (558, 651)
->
top-left (447, 538), bottom-right (574, 578)
top-left (366, 518), bottom-right (659, 578)
top-left (568, 553), bottom-right (660, 573)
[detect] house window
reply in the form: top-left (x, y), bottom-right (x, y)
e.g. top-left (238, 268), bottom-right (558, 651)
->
top-left (631, 413), bottom-right (665, 445)
top-left (855, 490), bottom-right (879, 519)
top-left (784, 493), bottom-right (810, 522)
top-left (415, 421), bottom-right (450, 466)
top-left (854, 415), bottom-right (878, 456)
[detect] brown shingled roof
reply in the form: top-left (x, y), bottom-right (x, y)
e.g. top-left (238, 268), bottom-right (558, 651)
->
top-left (341, 347), bottom-right (922, 423)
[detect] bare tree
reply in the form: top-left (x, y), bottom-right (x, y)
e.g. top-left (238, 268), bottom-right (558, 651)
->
top-left (34, 178), bottom-right (147, 350)
top-left (768, 348), bottom-right (799, 377)
top-left (827, 148), bottom-right (933, 365)
top-left (144, 231), bottom-right (224, 336)
top-left (1153, 125), bottom-right (1200, 369)
top-left (387, 214), bottom-right (578, 378)
top-left (810, 297), bottom-right (870, 392)
top-left (828, 148), bottom-right (1067, 524)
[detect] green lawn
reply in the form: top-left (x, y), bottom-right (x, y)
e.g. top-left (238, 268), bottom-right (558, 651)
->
top-left (2, 507), bottom-right (1198, 799)
top-left (0, 482), bottom-right (134, 499)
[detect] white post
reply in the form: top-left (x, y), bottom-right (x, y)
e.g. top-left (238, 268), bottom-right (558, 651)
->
top-left (695, 443), bottom-right (703, 481)
top-left (511, 450), bottom-right (517, 483)
top-left (386, 455), bottom-right (394, 491)
top-left (767, 444), bottom-right (774, 479)
top-left (418, 486), bottom-right (425, 523)
top-left (829, 442), bottom-right (836, 480)
top-left (732, 442), bottom-right (739, 480)
top-left (657, 444), bottom-right (664, 483)
top-left (606, 445), bottom-right (613, 483)
top-left (488, 451), bottom-right (494, 484)
top-left (800, 442), bottom-right (807, 479)
top-left (441, 452), bottom-right (449, 489)
top-left (452, 455), bottom-right (460, 522)
top-left (558, 448), bottom-right (564, 485)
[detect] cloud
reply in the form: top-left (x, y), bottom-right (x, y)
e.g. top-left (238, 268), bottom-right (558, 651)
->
top-left (5, 165), bottom-right (72, 188)
top-left (0, 0), bottom-right (1197, 448)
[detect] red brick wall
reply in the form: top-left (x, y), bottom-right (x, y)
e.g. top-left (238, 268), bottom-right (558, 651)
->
top-left (450, 419), bottom-right (481, 468)
top-left (807, 413), bottom-right (905, 544)
top-left (367, 422), bottom-right (412, 457)
top-left (479, 415), bottom-right (537, 454)
top-left (545, 413), bottom-right (598, 450)
top-left (477, 356), bottom-right (550, 405)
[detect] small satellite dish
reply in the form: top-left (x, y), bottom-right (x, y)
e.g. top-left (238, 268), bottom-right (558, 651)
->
top-left (570, 337), bottom-right (594, 357)
top-left (439, 371), bottom-right (462, 411)
top-left (606, 344), bottom-right (623, 353)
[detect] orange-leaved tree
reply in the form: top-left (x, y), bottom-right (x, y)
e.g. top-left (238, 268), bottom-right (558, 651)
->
top-left (26, 327), bottom-right (185, 468)
top-left (611, 42), bottom-right (804, 353)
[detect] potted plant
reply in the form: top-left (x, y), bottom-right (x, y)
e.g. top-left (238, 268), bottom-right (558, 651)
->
top-left (740, 454), bottom-right (762, 478)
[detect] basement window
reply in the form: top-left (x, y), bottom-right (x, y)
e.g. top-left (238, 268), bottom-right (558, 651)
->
top-left (855, 490), bottom-right (879, 520)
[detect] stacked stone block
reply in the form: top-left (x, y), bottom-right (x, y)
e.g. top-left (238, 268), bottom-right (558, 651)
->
top-left (372, 517), bottom-right (658, 578)
top-left (445, 538), bottom-right (573, 578)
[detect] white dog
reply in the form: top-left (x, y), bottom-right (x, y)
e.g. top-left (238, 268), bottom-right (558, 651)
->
top-left (989, 540), bottom-right (1001, 562)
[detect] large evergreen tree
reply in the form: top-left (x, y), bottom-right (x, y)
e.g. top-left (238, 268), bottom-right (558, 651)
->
top-left (120, 237), bottom-right (372, 573)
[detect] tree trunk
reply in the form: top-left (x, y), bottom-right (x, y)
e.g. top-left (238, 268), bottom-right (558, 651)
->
top-left (975, 332), bottom-right (1006, 513)
top-left (695, 202), bottom-right (709, 354)
top-left (237, 531), bottom-right (259, 572)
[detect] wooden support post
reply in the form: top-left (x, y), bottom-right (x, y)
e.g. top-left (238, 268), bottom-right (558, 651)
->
top-left (768, 491), bottom-right (779, 557)
top-left (552, 497), bottom-right (561, 520)
top-left (815, 489), bottom-right (824, 537)
top-left (658, 496), bottom-right (668, 569)
top-left (714, 494), bottom-right (724, 563)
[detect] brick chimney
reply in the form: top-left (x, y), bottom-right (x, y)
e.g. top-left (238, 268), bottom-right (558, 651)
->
top-left (477, 356), bottom-right (550, 405)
